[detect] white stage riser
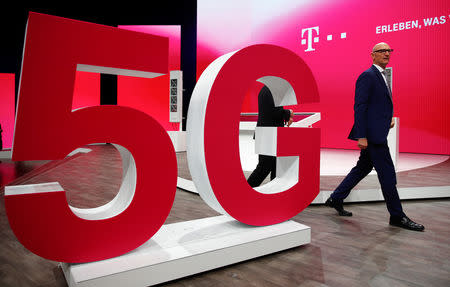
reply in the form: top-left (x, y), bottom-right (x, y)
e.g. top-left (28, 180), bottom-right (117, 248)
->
top-left (61, 215), bottom-right (310, 287)
top-left (312, 186), bottom-right (450, 204)
top-left (0, 150), bottom-right (12, 159)
top-left (177, 178), bottom-right (450, 203)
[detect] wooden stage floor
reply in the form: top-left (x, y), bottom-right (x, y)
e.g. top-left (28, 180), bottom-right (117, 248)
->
top-left (0, 144), bottom-right (449, 287)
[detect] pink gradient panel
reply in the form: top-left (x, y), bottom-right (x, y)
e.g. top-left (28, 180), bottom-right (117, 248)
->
top-left (118, 25), bottom-right (181, 131)
top-left (197, 0), bottom-right (450, 154)
top-left (72, 71), bottom-right (100, 110)
top-left (119, 25), bottom-right (180, 71)
top-left (0, 73), bottom-right (15, 149)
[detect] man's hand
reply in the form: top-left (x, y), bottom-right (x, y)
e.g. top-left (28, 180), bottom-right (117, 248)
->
top-left (358, 138), bottom-right (368, 149)
top-left (287, 109), bottom-right (294, 127)
top-left (390, 118), bottom-right (395, 128)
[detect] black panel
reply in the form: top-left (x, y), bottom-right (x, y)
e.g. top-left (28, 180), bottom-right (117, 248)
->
top-left (100, 74), bottom-right (118, 106)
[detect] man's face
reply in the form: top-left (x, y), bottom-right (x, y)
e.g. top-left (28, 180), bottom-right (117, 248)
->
top-left (371, 43), bottom-right (392, 68)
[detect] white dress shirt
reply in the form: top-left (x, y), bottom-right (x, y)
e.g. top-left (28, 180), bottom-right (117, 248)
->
top-left (373, 64), bottom-right (390, 91)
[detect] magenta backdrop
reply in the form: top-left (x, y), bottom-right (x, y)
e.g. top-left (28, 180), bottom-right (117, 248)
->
top-left (197, 0), bottom-right (450, 154)
top-left (0, 74), bottom-right (15, 149)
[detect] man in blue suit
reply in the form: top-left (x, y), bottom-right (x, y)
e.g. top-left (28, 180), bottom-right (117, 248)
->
top-left (325, 42), bottom-right (424, 231)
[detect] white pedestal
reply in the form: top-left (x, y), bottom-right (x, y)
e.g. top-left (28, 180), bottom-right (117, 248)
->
top-left (177, 177), bottom-right (197, 193)
top-left (61, 215), bottom-right (310, 287)
top-left (167, 131), bottom-right (186, 152)
top-left (387, 117), bottom-right (399, 170)
top-left (0, 149), bottom-right (12, 159)
top-left (312, 186), bottom-right (450, 204)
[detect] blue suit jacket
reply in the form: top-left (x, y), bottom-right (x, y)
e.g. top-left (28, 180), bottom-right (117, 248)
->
top-left (348, 65), bottom-right (393, 144)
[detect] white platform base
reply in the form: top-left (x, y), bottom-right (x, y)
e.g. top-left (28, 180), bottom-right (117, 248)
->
top-left (177, 174), bottom-right (450, 202)
top-left (312, 185), bottom-right (450, 204)
top-left (177, 150), bottom-right (450, 202)
top-left (61, 215), bottom-right (310, 287)
top-left (177, 176), bottom-right (197, 193)
top-left (167, 131), bottom-right (186, 152)
top-left (0, 149), bottom-right (12, 159)
top-left (1, 147), bottom-right (91, 159)
top-left (178, 177), bottom-right (450, 203)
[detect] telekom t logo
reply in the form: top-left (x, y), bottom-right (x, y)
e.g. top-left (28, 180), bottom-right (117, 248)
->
top-left (301, 27), bottom-right (319, 52)
top-left (301, 26), bottom-right (347, 52)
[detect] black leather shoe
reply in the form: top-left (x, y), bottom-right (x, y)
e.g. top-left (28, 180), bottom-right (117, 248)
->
top-left (389, 216), bottom-right (424, 231)
top-left (325, 197), bottom-right (352, 216)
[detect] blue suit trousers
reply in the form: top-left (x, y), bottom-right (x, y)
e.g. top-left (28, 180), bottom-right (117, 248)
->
top-left (331, 142), bottom-right (405, 218)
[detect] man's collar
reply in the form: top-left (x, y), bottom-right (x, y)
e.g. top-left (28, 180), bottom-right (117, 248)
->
top-left (373, 64), bottom-right (385, 73)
